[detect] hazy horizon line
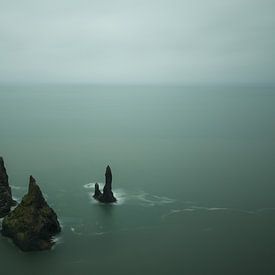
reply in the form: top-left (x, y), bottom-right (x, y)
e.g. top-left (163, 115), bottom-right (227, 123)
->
top-left (0, 81), bottom-right (275, 88)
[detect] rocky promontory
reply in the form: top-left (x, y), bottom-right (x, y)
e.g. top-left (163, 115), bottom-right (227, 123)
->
top-left (0, 157), bottom-right (16, 218)
top-left (93, 166), bottom-right (117, 203)
top-left (1, 176), bottom-right (61, 251)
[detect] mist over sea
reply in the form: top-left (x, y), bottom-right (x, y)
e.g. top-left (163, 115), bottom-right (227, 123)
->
top-left (0, 85), bottom-right (275, 274)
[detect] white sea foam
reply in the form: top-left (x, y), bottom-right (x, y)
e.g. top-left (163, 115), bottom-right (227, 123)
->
top-left (86, 182), bottom-right (126, 205)
top-left (11, 197), bottom-right (20, 210)
top-left (193, 206), bottom-right (255, 215)
top-left (161, 208), bottom-right (195, 219)
top-left (83, 182), bottom-right (97, 189)
top-left (13, 196), bottom-right (20, 202)
top-left (191, 206), bottom-right (228, 211)
top-left (92, 231), bottom-right (110, 236)
top-left (57, 216), bottom-right (87, 237)
top-left (51, 237), bottom-right (63, 251)
top-left (138, 193), bottom-right (175, 206)
top-left (163, 206), bottom-right (229, 217)
top-left (52, 236), bottom-right (63, 245)
top-left (161, 205), bottom-right (260, 220)
top-left (126, 191), bottom-right (176, 207)
top-left (85, 182), bottom-right (175, 207)
top-left (59, 219), bottom-right (64, 229)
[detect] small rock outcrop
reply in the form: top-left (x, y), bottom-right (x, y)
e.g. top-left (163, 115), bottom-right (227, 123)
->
top-left (0, 157), bottom-right (16, 218)
top-left (1, 176), bottom-right (61, 251)
top-left (93, 183), bottom-right (102, 198)
top-left (93, 166), bottom-right (117, 203)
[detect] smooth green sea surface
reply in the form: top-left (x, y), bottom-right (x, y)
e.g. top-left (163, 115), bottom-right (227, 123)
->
top-left (0, 85), bottom-right (275, 275)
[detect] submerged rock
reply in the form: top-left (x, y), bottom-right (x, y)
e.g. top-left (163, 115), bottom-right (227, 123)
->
top-left (0, 157), bottom-right (16, 218)
top-left (1, 176), bottom-right (61, 251)
top-left (93, 166), bottom-right (117, 203)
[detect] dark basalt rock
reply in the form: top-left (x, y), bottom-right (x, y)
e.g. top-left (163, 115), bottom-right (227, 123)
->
top-left (93, 166), bottom-right (117, 203)
top-left (1, 176), bottom-right (61, 251)
top-left (0, 157), bottom-right (16, 218)
top-left (93, 183), bottom-right (102, 198)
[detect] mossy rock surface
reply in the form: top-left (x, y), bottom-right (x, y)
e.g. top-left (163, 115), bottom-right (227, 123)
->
top-left (2, 176), bottom-right (61, 251)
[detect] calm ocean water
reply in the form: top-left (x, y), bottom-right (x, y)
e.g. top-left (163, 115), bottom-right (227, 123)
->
top-left (0, 85), bottom-right (275, 274)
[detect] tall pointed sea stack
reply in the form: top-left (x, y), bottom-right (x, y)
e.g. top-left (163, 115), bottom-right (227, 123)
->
top-left (0, 157), bottom-right (16, 218)
top-left (93, 165), bottom-right (117, 203)
top-left (1, 176), bottom-right (61, 251)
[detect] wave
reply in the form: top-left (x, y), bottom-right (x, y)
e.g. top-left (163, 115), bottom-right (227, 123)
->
top-left (51, 236), bottom-right (64, 250)
top-left (190, 206), bottom-right (229, 211)
top-left (86, 182), bottom-right (126, 205)
top-left (91, 231), bottom-right (111, 236)
top-left (84, 182), bottom-right (175, 207)
top-left (127, 192), bottom-right (176, 207)
top-left (83, 182), bottom-right (95, 189)
top-left (160, 205), bottom-right (275, 220)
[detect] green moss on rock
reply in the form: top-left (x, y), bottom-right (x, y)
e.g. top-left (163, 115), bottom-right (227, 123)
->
top-left (1, 176), bottom-right (61, 251)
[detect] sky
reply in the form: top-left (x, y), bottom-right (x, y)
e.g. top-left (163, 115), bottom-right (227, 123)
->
top-left (0, 0), bottom-right (274, 85)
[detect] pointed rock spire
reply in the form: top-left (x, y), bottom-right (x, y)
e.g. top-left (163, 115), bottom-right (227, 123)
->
top-left (22, 176), bottom-right (46, 208)
top-left (2, 175), bottom-right (61, 251)
top-left (0, 157), bottom-right (16, 218)
top-left (93, 165), bottom-right (117, 203)
top-left (103, 165), bottom-right (113, 194)
top-left (0, 157), bottom-right (9, 186)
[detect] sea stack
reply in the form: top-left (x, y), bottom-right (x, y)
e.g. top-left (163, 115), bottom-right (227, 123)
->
top-left (0, 157), bottom-right (16, 218)
top-left (93, 183), bottom-right (102, 198)
top-left (1, 176), bottom-right (61, 251)
top-left (93, 166), bottom-right (117, 203)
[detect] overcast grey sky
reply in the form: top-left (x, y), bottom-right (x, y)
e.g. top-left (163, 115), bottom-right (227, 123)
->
top-left (0, 0), bottom-right (274, 84)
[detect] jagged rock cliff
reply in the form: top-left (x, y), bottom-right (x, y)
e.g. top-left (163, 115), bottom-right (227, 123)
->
top-left (93, 166), bottom-right (117, 203)
top-left (1, 176), bottom-right (61, 251)
top-left (0, 157), bottom-right (16, 218)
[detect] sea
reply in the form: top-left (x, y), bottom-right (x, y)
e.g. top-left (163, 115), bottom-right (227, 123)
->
top-left (0, 85), bottom-right (274, 275)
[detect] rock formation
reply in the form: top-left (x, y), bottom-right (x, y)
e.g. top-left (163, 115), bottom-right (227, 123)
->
top-left (93, 165), bottom-right (117, 203)
top-left (1, 176), bottom-right (61, 251)
top-left (0, 157), bottom-right (16, 218)
top-left (93, 183), bottom-right (102, 198)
